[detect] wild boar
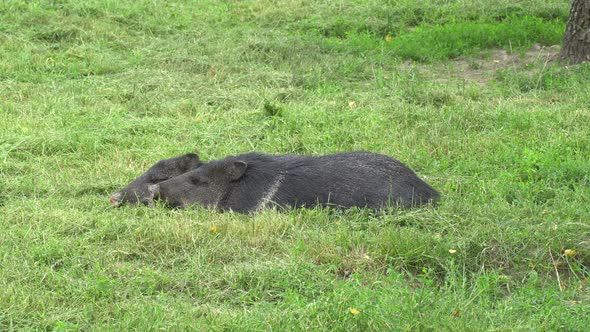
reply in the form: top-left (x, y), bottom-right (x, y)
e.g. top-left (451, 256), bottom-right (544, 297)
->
top-left (148, 151), bottom-right (439, 213)
top-left (110, 153), bottom-right (202, 206)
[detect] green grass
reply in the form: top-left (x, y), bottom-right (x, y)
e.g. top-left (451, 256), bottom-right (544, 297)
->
top-left (389, 16), bottom-right (565, 62)
top-left (1, 0), bottom-right (589, 330)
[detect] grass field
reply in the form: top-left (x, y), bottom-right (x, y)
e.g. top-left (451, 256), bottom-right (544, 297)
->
top-left (1, 0), bottom-right (589, 330)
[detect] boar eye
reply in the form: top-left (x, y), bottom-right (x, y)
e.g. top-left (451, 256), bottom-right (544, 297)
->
top-left (151, 176), bottom-right (170, 183)
top-left (191, 174), bottom-right (207, 185)
top-left (191, 176), bottom-right (203, 185)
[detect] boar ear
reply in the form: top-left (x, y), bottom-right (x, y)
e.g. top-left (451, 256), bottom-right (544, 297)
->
top-left (228, 161), bottom-right (247, 180)
top-left (185, 153), bottom-right (199, 160)
top-left (184, 153), bottom-right (200, 163)
top-left (183, 153), bottom-right (201, 168)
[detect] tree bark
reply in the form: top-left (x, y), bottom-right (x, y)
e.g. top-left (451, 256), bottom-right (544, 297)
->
top-left (560, 0), bottom-right (590, 64)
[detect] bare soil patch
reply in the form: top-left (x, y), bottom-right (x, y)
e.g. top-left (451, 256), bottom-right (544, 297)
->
top-left (406, 44), bottom-right (561, 87)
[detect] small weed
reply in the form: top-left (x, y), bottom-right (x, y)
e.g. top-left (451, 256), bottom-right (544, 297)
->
top-left (263, 101), bottom-right (282, 117)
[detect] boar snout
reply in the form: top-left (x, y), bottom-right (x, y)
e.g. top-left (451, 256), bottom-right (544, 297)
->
top-left (109, 190), bottom-right (155, 207)
top-left (110, 192), bottom-right (123, 206)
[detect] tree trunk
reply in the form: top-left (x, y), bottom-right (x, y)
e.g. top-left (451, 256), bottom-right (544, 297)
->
top-left (560, 0), bottom-right (590, 64)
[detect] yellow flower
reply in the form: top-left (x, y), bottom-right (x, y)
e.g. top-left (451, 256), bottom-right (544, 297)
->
top-left (210, 225), bottom-right (218, 234)
top-left (448, 249), bottom-right (457, 254)
top-left (348, 101), bottom-right (357, 109)
top-left (385, 35), bottom-right (392, 43)
top-left (349, 308), bottom-right (361, 315)
top-left (564, 249), bottom-right (577, 257)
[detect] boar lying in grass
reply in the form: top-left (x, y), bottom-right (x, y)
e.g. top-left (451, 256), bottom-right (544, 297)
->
top-left (111, 151), bottom-right (439, 214)
top-left (110, 153), bottom-right (202, 206)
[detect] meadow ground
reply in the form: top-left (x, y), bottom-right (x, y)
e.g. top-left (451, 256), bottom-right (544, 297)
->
top-left (1, 0), bottom-right (589, 330)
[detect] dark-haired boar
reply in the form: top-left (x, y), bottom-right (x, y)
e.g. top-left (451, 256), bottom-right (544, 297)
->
top-left (147, 151), bottom-right (439, 214)
top-left (110, 153), bottom-right (202, 206)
